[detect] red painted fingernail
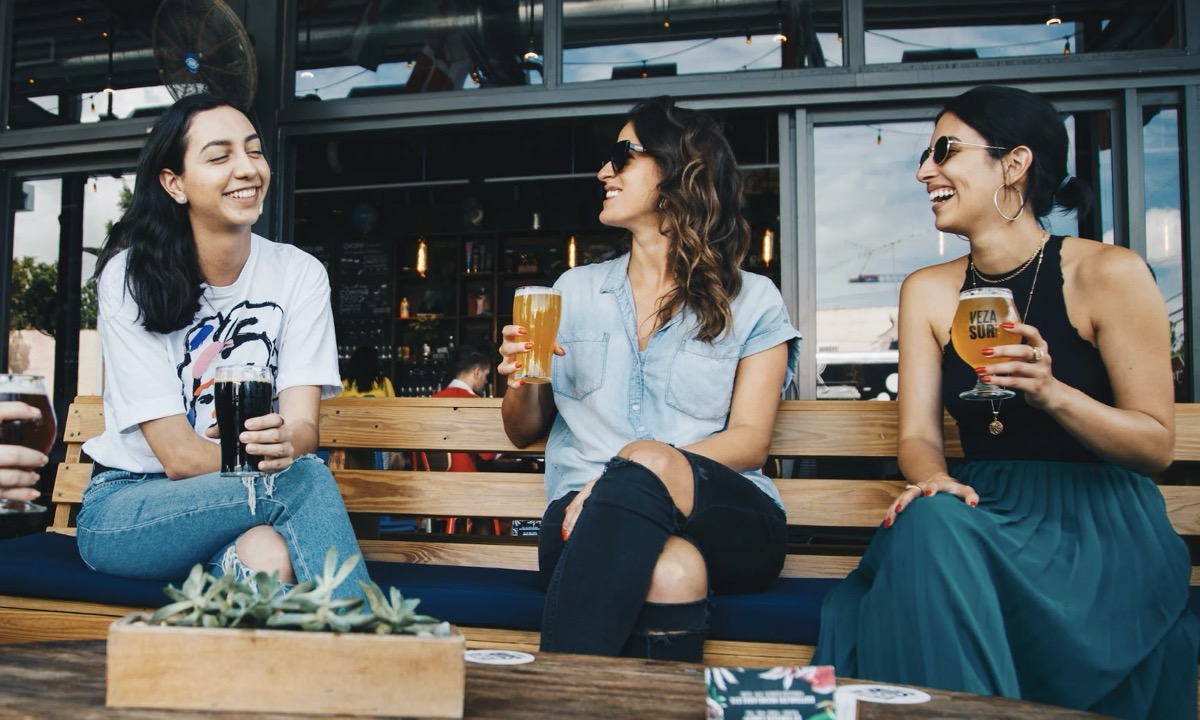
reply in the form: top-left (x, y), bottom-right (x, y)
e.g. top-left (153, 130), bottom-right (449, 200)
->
top-left (894, 504), bottom-right (902, 514)
top-left (518, 327), bottom-right (527, 335)
top-left (1001, 322), bottom-right (1015, 329)
top-left (561, 528), bottom-right (569, 541)
top-left (514, 361), bottom-right (522, 368)
top-left (981, 348), bottom-right (994, 356)
top-left (524, 342), bottom-right (533, 350)
top-left (974, 367), bottom-right (987, 375)
top-left (980, 375), bottom-right (992, 383)
top-left (884, 516), bottom-right (893, 528)
top-left (968, 500), bottom-right (978, 508)
top-left (924, 489), bottom-right (934, 497)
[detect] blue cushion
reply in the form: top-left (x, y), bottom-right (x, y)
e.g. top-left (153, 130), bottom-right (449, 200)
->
top-left (5, 532), bottom-right (1190, 648)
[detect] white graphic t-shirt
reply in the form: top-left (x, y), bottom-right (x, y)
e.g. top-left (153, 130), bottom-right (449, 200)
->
top-left (83, 234), bottom-right (341, 473)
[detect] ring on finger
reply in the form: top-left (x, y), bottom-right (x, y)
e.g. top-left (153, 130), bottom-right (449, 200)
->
top-left (903, 483), bottom-right (922, 495)
top-left (1031, 347), bottom-right (1044, 363)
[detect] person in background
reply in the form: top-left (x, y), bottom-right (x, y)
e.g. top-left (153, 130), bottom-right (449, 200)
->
top-left (75, 93), bottom-right (369, 599)
top-left (0, 401), bottom-right (48, 505)
top-left (431, 348), bottom-right (494, 472)
top-left (814, 85), bottom-right (1198, 719)
top-left (498, 96), bottom-right (801, 662)
top-left (339, 346), bottom-right (395, 398)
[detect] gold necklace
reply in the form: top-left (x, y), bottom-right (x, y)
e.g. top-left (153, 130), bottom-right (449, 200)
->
top-left (974, 232), bottom-right (1049, 435)
top-left (968, 231), bottom-right (1050, 285)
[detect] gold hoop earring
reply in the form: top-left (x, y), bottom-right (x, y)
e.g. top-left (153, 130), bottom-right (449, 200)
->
top-left (993, 184), bottom-right (1025, 222)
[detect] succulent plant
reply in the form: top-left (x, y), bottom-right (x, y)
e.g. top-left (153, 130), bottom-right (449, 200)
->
top-left (148, 548), bottom-right (450, 636)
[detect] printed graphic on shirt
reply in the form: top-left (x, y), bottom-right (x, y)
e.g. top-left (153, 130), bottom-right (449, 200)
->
top-left (177, 299), bottom-right (283, 431)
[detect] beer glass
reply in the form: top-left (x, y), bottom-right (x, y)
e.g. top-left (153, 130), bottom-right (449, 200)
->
top-left (951, 288), bottom-right (1020, 400)
top-left (214, 365), bottom-right (273, 477)
top-left (0, 374), bottom-right (56, 514)
top-left (512, 286), bottom-right (562, 384)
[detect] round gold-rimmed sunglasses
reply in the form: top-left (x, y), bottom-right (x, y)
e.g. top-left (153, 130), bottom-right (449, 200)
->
top-left (919, 135), bottom-right (1008, 167)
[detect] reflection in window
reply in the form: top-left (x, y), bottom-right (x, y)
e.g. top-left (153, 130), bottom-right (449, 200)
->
top-left (1141, 107), bottom-right (1184, 399)
top-left (8, 179), bottom-right (61, 394)
top-left (865, 0), bottom-right (1177, 65)
top-left (295, 1), bottom-right (543, 100)
top-left (563, 0), bottom-right (842, 82)
top-left (8, 1), bottom-right (174, 129)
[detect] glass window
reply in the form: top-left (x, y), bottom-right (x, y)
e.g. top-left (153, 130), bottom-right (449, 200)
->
top-left (865, 0), bottom-right (1178, 65)
top-left (8, 179), bottom-right (62, 394)
top-left (1141, 106), bottom-right (1184, 399)
top-left (295, 1), bottom-right (544, 101)
top-left (563, 0), bottom-right (842, 82)
top-left (8, 1), bottom-right (174, 129)
top-left (812, 111), bottom-right (1113, 399)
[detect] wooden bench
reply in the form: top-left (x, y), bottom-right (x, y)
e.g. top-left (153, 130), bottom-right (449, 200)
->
top-left (2, 397), bottom-right (1198, 676)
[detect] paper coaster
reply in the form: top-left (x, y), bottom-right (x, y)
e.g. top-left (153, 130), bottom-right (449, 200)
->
top-left (835, 684), bottom-right (932, 704)
top-left (464, 649), bottom-right (536, 665)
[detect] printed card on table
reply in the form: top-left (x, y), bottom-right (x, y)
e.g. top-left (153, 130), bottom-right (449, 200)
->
top-left (705, 665), bottom-right (838, 719)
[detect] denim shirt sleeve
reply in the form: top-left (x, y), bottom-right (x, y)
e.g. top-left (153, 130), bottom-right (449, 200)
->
top-left (736, 273), bottom-right (803, 391)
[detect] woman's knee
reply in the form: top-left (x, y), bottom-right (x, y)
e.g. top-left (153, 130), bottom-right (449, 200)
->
top-left (646, 536), bottom-right (707, 603)
top-left (617, 441), bottom-right (693, 507)
top-left (235, 525), bottom-right (296, 583)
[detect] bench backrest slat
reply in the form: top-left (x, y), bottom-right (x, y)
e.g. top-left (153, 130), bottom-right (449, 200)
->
top-left (51, 397), bottom-right (1200, 582)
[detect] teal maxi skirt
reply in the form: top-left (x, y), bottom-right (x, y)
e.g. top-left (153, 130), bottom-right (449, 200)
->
top-left (813, 460), bottom-right (1199, 719)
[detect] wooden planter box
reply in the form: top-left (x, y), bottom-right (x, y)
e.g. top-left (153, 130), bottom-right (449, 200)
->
top-left (106, 614), bottom-right (465, 718)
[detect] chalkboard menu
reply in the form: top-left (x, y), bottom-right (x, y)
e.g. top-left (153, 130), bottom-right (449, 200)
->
top-left (340, 241), bottom-right (391, 278)
top-left (339, 280), bottom-right (391, 318)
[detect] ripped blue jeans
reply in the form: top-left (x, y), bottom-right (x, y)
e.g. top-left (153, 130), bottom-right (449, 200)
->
top-left (75, 455), bottom-right (369, 600)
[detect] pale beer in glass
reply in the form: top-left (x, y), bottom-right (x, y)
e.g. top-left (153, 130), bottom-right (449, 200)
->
top-left (513, 286), bottom-right (562, 384)
top-left (0, 374), bottom-right (56, 514)
top-left (951, 288), bottom-right (1020, 400)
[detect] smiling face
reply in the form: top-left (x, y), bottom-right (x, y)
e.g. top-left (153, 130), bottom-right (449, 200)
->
top-left (916, 112), bottom-right (1010, 238)
top-left (596, 121), bottom-right (663, 233)
top-left (160, 105), bottom-right (269, 237)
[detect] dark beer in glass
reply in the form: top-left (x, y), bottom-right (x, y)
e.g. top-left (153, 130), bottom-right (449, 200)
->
top-left (0, 374), bottom-right (56, 513)
top-left (214, 365), bottom-right (273, 477)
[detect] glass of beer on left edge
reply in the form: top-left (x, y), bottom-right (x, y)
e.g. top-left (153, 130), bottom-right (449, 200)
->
top-left (951, 287), bottom-right (1020, 401)
top-left (214, 365), bottom-right (273, 477)
top-left (0, 374), bottom-right (57, 514)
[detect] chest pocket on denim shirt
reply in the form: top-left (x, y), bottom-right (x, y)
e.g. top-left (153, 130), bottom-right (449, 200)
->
top-left (666, 339), bottom-right (740, 420)
top-left (553, 333), bottom-right (609, 401)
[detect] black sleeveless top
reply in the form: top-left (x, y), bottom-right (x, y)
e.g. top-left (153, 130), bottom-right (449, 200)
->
top-left (941, 235), bottom-right (1113, 461)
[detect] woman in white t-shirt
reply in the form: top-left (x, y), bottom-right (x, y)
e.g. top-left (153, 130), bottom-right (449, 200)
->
top-left (75, 94), bottom-right (369, 598)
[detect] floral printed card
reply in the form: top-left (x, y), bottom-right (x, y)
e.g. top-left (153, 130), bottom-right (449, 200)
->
top-left (705, 666), bottom-right (838, 719)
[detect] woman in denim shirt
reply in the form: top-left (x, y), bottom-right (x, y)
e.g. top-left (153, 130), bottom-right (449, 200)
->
top-left (499, 96), bottom-right (801, 661)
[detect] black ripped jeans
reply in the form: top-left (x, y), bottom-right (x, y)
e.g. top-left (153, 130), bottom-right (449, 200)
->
top-left (537, 449), bottom-right (787, 660)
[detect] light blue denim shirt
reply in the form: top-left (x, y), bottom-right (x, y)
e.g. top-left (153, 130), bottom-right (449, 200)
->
top-left (545, 253), bottom-right (802, 507)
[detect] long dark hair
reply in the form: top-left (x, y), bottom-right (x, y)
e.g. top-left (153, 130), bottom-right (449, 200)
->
top-left (938, 85), bottom-right (1093, 222)
top-left (626, 96), bottom-right (750, 342)
top-left (95, 93), bottom-right (257, 334)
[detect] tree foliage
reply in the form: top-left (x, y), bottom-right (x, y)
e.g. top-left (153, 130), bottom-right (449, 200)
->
top-left (8, 257), bottom-right (98, 334)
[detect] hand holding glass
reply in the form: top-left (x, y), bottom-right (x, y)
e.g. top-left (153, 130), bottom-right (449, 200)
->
top-left (214, 365), bottom-right (273, 476)
top-left (512, 287), bottom-right (562, 384)
top-left (951, 288), bottom-right (1020, 400)
top-left (0, 374), bottom-right (56, 514)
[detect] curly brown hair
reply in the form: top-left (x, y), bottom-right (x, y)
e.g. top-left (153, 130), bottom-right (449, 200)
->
top-left (626, 96), bottom-right (750, 342)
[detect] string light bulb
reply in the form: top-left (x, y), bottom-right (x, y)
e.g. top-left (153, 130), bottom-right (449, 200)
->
top-left (1063, 38), bottom-right (1071, 54)
top-left (876, 129), bottom-right (882, 146)
top-left (92, 179), bottom-right (98, 193)
top-left (773, 22), bottom-right (787, 43)
top-left (762, 229), bottom-right (774, 268)
top-left (745, 34), bottom-right (752, 45)
top-left (663, 0), bottom-right (670, 28)
top-left (299, 70), bottom-right (314, 78)
top-left (416, 239), bottom-right (427, 278)
top-left (1046, 2), bottom-right (1062, 25)
top-left (568, 235), bottom-right (577, 269)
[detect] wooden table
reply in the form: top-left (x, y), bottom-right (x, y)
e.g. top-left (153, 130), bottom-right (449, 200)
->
top-left (0, 640), bottom-right (1110, 719)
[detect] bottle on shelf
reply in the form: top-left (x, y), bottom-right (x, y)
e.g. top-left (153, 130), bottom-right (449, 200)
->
top-left (399, 297), bottom-right (410, 318)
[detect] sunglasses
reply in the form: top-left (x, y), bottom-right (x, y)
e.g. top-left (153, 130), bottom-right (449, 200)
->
top-left (919, 136), bottom-right (1008, 167)
top-left (609, 139), bottom-right (646, 173)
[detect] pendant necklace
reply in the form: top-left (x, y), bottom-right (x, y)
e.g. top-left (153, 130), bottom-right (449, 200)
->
top-left (969, 231), bottom-right (1049, 435)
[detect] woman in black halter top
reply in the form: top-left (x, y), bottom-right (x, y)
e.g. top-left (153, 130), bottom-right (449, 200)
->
top-left (814, 86), bottom-right (1198, 719)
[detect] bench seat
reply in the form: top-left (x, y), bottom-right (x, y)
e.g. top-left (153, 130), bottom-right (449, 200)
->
top-left (0, 531), bottom-right (840, 646)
